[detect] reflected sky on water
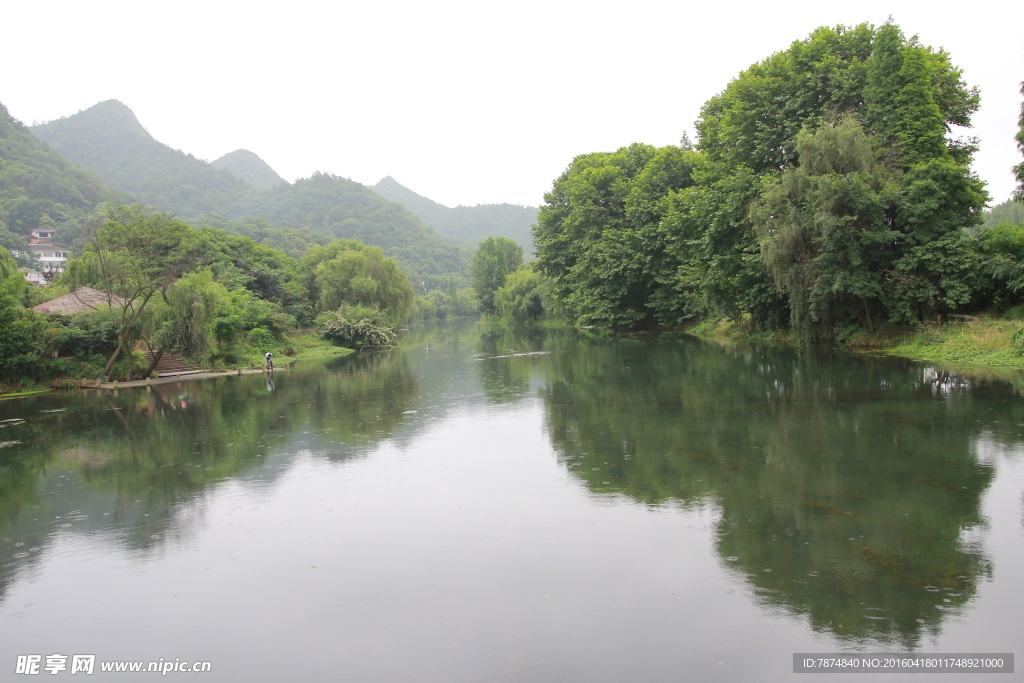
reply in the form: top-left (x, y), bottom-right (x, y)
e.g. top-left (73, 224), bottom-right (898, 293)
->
top-left (1, 321), bottom-right (1022, 682)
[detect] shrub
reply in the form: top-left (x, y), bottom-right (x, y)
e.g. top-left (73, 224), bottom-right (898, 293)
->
top-left (246, 327), bottom-right (277, 350)
top-left (318, 305), bottom-right (397, 349)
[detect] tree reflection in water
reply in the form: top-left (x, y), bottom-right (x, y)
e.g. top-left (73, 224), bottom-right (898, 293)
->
top-left (0, 350), bottom-right (417, 601)
top-left (495, 331), bottom-right (1002, 647)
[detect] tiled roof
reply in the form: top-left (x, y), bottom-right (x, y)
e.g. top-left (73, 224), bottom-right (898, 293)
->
top-left (32, 287), bottom-right (127, 314)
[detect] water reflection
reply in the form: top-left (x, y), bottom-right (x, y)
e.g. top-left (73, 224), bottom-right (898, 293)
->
top-left (562, 339), bottom-right (1003, 645)
top-left (468, 330), bottom-right (1007, 647)
top-left (0, 321), bottom-right (1017, 656)
top-left (0, 350), bottom-right (416, 600)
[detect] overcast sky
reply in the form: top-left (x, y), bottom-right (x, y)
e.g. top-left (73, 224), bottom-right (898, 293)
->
top-left (2, 0), bottom-right (1021, 208)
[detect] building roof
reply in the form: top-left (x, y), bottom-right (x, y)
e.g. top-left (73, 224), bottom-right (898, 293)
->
top-left (32, 287), bottom-right (126, 314)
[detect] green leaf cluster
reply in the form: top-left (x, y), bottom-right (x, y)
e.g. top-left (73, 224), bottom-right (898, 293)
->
top-left (317, 304), bottom-right (398, 349)
top-left (299, 239), bottom-right (415, 323)
top-left (471, 236), bottom-right (524, 315)
top-left (535, 21), bottom-right (994, 336)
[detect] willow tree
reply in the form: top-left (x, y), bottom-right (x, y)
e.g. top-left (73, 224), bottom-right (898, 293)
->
top-left (299, 239), bottom-right (414, 322)
top-left (150, 269), bottom-right (229, 363)
top-left (471, 236), bottom-right (523, 315)
top-left (63, 206), bottom-right (199, 377)
top-left (751, 118), bottom-right (899, 334)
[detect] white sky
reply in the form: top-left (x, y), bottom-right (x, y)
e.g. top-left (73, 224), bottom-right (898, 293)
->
top-left (2, 0), bottom-right (1021, 208)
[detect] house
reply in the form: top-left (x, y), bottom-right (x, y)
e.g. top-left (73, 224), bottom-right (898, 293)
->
top-left (23, 227), bottom-right (71, 285)
top-left (32, 287), bottom-right (126, 315)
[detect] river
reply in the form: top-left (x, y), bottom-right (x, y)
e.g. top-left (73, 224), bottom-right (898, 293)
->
top-left (1, 320), bottom-right (1021, 681)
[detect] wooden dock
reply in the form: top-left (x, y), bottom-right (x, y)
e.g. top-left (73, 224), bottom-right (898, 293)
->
top-left (91, 366), bottom-right (286, 390)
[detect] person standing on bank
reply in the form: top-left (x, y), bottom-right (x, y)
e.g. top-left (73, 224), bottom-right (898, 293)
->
top-left (264, 351), bottom-right (274, 371)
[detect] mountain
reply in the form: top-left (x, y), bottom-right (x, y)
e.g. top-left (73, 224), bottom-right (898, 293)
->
top-left (0, 100), bottom-right (123, 256)
top-left (27, 101), bottom-right (468, 281)
top-left (211, 149), bottom-right (286, 190)
top-left (372, 176), bottom-right (537, 254)
top-left (30, 100), bottom-right (258, 218)
top-left (239, 173), bottom-right (468, 284)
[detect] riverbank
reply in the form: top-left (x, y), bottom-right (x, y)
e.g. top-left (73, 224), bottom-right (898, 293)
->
top-left (0, 336), bottom-right (355, 397)
top-left (689, 317), bottom-right (1024, 371)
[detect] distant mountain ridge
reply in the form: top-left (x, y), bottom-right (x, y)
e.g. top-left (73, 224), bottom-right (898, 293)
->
top-left (31, 100), bottom-right (257, 218)
top-left (372, 176), bottom-right (537, 254)
top-left (212, 149), bottom-right (286, 190)
top-left (0, 100), bottom-right (125, 259)
top-left (26, 100), bottom-right (469, 283)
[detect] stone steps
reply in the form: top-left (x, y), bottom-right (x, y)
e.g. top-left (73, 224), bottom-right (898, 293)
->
top-left (144, 350), bottom-right (202, 377)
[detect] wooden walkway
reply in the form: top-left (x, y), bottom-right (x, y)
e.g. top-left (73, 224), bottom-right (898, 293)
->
top-left (89, 366), bottom-right (286, 391)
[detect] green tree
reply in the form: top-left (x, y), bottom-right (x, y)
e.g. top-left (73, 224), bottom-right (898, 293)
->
top-left (534, 145), bottom-right (700, 327)
top-left (686, 21), bottom-right (984, 332)
top-left (494, 266), bottom-right (548, 322)
top-left (150, 270), bottom-right (229, 363)
top-left (0, 249), bottom-right (58, 383)
top-left (750, 118), bottom-right (899, 333)
top-left (424, 289), bottom-right (453, 319)
top-left (471, 236), bottom-right (523, 314)
top-left (63, 205), bottom-right (199, 377)
top-left (299, 239), bottom-right (414, 322)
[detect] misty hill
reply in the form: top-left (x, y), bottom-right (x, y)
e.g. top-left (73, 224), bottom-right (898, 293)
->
top-left (238, 173), bottom-right (468, 283)
top-left (27, 101), bottom-right (468, 281)
top-left (982, 200), bottom-right (1024, 228)
top-left (372, 176), bottom-right (537, 253)
top-left (0, 100), bottom-right (124, 256)
top-left (30, 100), bottom-right (258, 218)
top-left (211, 149), bottom-right (286, 190)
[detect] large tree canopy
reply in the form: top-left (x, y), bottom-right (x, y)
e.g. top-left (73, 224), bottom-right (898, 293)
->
top-left (299, 239), bottom-right (415, 322)
top-left (696, 23), bottom-right (979, 175)
top-left (64, 205), bottom-right (201, 375)
top-left (534, 144), bottom-right (699, 327)
top-left (535, 21), bottom-right (989, 335)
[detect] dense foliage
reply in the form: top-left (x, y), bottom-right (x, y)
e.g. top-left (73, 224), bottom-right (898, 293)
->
top-left (535, 22), bottom-right (996, 336)
top-left (318, 305), bottom-right (398, 349)
top-left (535, 144), bottom-right (699, 327)
top-left (494, 265), bottom-right (548, 322)
top-left (0, 201), bottom-right (439, 386)
top-left (470, 237), bottom-right (523, 314)
top-left (299, 239), bottom-right (415, 322)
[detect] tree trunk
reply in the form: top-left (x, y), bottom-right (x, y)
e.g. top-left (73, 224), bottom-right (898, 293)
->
top-left (143, 349), bottom-right (164, 379)
top-left (104, 335), bottom-right (125, 379)
top-left (861, 297), bottom-right (874, 333)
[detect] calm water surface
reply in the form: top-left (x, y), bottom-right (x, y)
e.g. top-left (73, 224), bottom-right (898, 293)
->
top-left (1, 322), bottom-right (1022, 681)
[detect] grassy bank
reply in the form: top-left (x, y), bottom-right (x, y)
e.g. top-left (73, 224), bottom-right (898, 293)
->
top-left (871, 322), bottom-right (1024, 369)
top-left (688, 317), bottom-right (1024, 370)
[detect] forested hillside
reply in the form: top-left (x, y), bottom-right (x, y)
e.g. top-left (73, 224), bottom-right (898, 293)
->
top-left (373, 176), bottom-right (537, 253)
top-left (982, 199), bottom-right (1024, 228)
top-left (243, 173), bottom-right (468, 285)
top-left (31, 100), bottom-right (257, 218)
top-left (0, 101), bottom-right (124, 261)
top-left (211, 149), bottom-right (287, 190)
top-left (28, 101), bottom-right (469, 281)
